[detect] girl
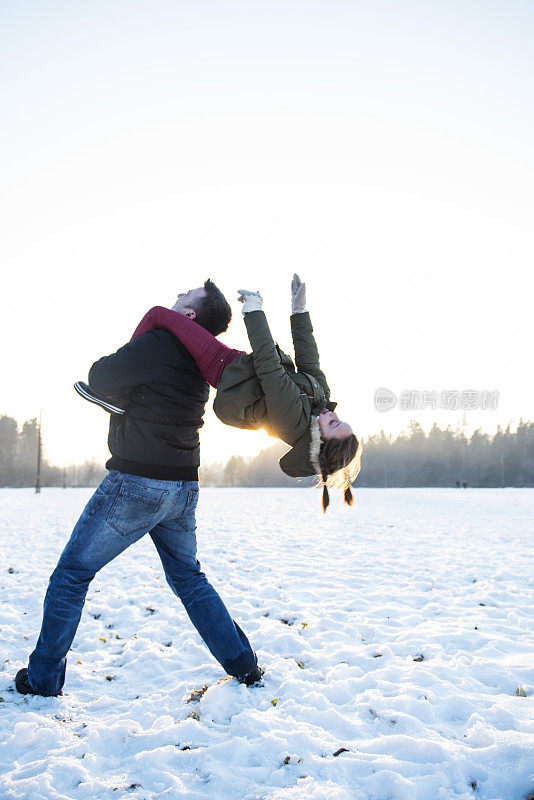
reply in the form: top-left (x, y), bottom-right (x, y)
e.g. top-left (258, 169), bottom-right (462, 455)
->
top-left (129, 275), bottom-right (361, 511)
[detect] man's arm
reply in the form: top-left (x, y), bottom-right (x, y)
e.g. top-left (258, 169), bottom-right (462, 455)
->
top-left (88, 331), bottom-right (167, 396)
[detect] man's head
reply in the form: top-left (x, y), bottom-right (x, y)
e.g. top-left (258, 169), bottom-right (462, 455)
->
top-left (172, 279), bottom-right (232, 335)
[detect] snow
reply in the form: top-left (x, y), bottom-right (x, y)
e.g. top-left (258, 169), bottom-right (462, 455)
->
top-left (0, 487), bottom-right (533, 800)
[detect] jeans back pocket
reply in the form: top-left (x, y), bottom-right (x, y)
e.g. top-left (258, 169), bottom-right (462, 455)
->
top-left (106, 480), bottom-right (168, 536)
top-left (187, 488), bottom-right (199, 507)
top-left (172, 485), bottom-right (199, 532)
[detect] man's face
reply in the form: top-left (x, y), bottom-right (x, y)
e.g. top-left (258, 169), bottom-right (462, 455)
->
top-left (172, 286), bottom-right (206, 318)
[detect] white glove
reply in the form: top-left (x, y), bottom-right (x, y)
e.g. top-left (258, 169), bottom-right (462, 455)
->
top-left (291, 273), bottom-right (307, 314)
top-left (237, 289), bottom-right (263, 314)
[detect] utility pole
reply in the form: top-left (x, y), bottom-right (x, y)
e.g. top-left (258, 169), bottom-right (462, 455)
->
top-left (35, 410), bottom-right (42, 494)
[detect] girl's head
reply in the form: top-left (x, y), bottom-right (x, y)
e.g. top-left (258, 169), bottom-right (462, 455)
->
top-left (316, 410), bottom-right (361, 512)
top-left (278, 409), bottom-right (361, 504)
top-left (317, 408), bottom-right (352, 440)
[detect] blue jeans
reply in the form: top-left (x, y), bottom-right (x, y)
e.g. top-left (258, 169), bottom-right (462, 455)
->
top-left (28, 471), bottom-right (257, 696)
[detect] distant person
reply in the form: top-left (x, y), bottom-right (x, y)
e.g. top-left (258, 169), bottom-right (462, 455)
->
top-left (120, 274), bottom-right (361, 512)
top-left (463, 481), bottom-right (468, 489)
top-left (455, 480), bottom-right (460, 488)
top-left (16, 280), bottom-right (263, 698)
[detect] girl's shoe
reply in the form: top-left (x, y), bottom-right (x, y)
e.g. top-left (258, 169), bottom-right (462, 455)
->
top-left (73, 381), bottom-right (125, 415)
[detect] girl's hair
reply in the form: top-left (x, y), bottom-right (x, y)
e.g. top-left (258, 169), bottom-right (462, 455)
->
top-left (318, 434), bottom-right (362, 512)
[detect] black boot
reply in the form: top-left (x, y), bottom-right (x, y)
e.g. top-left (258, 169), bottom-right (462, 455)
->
top-left (236, 663), bottom-right (265, 686)
top-left (15, 667), bottom-right (62, 697)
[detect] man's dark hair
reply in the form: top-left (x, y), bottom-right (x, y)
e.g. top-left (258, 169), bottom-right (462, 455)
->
top-left (191, 279), bottom-right (232, 336)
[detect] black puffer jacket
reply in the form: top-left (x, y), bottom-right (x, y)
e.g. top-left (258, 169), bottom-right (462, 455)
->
top-left (88, 330), bottom-right (209, 480)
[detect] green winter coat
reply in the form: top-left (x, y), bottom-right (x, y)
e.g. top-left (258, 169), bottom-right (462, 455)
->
top-left (212, 310), bottom-right (337, 478)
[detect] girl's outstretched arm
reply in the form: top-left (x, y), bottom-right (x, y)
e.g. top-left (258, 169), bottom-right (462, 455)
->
top-left (130, 306), bottom-right (243, 388)
top-left (242, 307), bottom-right (309, 446)
top-left (290, 312), bottom-right (330, 400)
top-left (289, 275), bottom-right (330, 398)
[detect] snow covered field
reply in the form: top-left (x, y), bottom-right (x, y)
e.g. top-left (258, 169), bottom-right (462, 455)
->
top-left (0, 487), bottom-right (533, 800)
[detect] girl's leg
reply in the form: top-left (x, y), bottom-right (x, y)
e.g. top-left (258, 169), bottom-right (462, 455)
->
top-left (130, 306), bottom-right (244, 387)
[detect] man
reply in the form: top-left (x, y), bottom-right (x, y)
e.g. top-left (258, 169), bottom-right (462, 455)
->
top-left (16, 279), bottom-right (263, 697)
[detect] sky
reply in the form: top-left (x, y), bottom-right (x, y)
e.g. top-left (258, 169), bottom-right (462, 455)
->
top-left (1, 0), bottom-right (533, 467)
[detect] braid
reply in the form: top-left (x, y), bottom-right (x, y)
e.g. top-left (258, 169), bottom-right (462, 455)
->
top-left (317, 433), bottom-right (361, 511)
top-left (321, 470), bottom-right (330, 513)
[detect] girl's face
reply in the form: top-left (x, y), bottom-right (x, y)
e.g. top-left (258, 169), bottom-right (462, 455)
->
top-left (318, 409), bottom-right (353, 441)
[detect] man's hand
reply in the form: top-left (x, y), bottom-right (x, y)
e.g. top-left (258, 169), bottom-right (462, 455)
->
top-left (291, 273), bottom-right (307, 314)
top-left (237, 289), bottom-right (263, 314)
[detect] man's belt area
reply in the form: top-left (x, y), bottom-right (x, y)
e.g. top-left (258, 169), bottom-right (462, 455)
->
top-left (105, 456), bottom-right (199, 482)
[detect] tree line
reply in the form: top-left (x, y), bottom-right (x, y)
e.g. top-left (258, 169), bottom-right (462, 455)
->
top-left (357, 419), bottom-right (534, 488)
top-left (200, 419), bottom-right (534, 488)
top-left (0, 415), bottom-right (106, 488)
top-left (1, 414), bottom-right (533, 488)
